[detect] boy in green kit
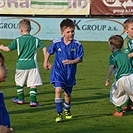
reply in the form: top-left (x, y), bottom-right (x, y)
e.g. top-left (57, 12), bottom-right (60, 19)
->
top-left (122, 18), bottom-right (133, 111)
top-left (0, 19), bottom-right (50, 107)
top-left (105, 35), bottom-right (133, 116)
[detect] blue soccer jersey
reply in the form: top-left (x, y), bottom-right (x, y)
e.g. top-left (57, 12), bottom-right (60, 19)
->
top-left (48, 37), bottom-right (84, 86)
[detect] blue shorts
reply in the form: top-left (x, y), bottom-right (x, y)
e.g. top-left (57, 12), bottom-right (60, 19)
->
top-left (54, 82), bottom-right (73, 94)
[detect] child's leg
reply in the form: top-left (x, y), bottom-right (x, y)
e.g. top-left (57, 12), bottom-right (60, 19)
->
top-left (29, 86), bottom-right (40, 107)
top-left (114, 106), bottom-right (124, 116)
top-left (16, 85), bottom-right (24, 100)
top-left (12, 85), bottom-right (24, 104)
top-left (63, 85), bottom-right (72, 111)
top-left (122, 97), bottom-right (132, 112)
top-left (30, 87), bottom-right (37, 102)
top-left (64, 92), bottom-right (71, 110)
top-left (55, 87), bottom-right (62, 114)
top-left (54, 87), bottom-right (63, 122)
top-left (115, 106), bottom-right (123, 113)
top-left (63, 86), bottom-right (73, 119)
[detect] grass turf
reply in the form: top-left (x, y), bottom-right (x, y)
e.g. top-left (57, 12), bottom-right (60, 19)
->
top-left (0, 39), bottom-right (133, 133)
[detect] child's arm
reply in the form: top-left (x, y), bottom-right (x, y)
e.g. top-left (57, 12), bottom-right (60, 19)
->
top-left (62, 58), bottom-right (81, 64)
top-left (0, 45), bottom-right (10, 52)
top-left (42, 48), bottom-right (52, 70)
top-left (105, 65), bottom-right (114, 87)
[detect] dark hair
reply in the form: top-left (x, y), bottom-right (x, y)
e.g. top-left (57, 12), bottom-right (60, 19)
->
top-left (108, 35), bottom-right (124, 49)
top-left (60, 18), bottom-right (75, 31)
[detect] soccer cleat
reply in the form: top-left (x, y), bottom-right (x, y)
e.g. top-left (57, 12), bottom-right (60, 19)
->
top-left (122, 106), bottom-right (132, 112)
top-left (30, 101), bottom-right (41, 107)
top-left (64, 109), bottom-right (72, 119)
top-left (55, 113), bottom-right (63, 122)
top-left (113, 111), bottom-right (124, 116)
top-left (12, 98), bottom-right (24, 105)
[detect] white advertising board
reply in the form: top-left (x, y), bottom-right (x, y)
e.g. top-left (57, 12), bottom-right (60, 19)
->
top-left (0, 17), bottom-right (128, 41)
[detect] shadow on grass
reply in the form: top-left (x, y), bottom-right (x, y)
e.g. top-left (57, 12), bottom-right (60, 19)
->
top-left (12, 113), bottom-right (113, 133)
top-left (9, 104), bottom-right (54, 114)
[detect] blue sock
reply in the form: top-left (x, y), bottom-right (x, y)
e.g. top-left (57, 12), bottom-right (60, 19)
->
top-left (64, 102), bottom-right (71, 110)
top-left (55, 98), bottom-right (62, 114)
top-left (0, 92), bottom-right (10, 127)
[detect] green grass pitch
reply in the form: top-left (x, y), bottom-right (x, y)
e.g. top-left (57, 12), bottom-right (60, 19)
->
top-left (0, 39), bottom-right (133, 133)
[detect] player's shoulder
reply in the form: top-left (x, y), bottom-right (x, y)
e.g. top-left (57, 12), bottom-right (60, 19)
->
top-left (52, 38), bottom-right (62, 44)
top-left (73, 39), bottom-right (82, 45)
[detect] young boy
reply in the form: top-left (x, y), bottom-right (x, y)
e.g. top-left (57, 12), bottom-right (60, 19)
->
top-left (0, 53), bottom-right (13, 133)
top-left (123, 19), bottom-right (133, 59)
top-left (0, 19), bottom-right (49, 107)
top-left (45, 18), bottom-right (84, 122)
top-left (105, 35), bottom-right (133, 116)
top-left (122, 18), bottom-right (133, 111)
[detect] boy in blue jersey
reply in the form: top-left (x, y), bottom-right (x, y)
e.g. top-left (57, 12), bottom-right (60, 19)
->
top-left (0, 19), bottom-right (49, 107)
top-left (45, 18), bottom-right (84, 122)
top-left (122, 18), bottom-right (133, 112)
top-left (105, 35), bottom-right (133, 116)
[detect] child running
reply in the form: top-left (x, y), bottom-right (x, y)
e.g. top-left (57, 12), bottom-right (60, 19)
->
top-left (45, 18), bottom-right (84, 122)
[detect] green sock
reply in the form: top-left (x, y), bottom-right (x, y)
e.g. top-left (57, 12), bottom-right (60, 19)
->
top-left (123, 98), bottom-right (131, 106)
top-left (30, 88), bottom-right (37, 102)
top-left (116, 106), bottom-right (122, 113)
top-left (16, 86), bottom-right (24, 100)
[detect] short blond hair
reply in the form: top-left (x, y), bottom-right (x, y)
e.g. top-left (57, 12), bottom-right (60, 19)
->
top-left (19, 19), bottom-right (31, 32)
top-left (123, 18), bottom-right (133, 30)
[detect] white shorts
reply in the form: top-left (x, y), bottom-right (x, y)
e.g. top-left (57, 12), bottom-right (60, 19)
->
top-left (110, 74), bottom-right (133, 106)
top-left (15, 68), bottom-right (42, 87)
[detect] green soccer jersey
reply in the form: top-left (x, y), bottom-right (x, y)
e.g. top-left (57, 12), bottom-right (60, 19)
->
top-left (8, 34), bottom-right (45, 70)
top-left (109, 50), bottom-right (132, 81)
top-left (123, 36), bottom-right (133, 65)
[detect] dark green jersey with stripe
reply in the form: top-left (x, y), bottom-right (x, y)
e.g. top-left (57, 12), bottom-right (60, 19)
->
top-left (109, 50), bottom-right (132, 81)
top-left (8, 34), bottom-right (45, 70)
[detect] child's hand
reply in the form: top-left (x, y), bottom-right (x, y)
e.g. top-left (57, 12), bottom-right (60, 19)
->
top-left (44, 61), bottom-right (52, 70)
top-left (0, 125), bottom-right (13, 133)
top-left (105, 81), bottom-right (109, 87)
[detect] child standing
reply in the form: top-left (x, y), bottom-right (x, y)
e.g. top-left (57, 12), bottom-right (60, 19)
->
top-left (122, 18), bottom-right (133, 111)
top-left (45, 18), bottom-right (84, 122)
top-left (0, 19), bottom-right (49, 107)
top-left (105, 35), bottom-right (133, 116)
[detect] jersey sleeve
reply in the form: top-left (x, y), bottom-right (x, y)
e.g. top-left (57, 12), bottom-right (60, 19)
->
top-left (38, 39), bottom-right (45, 50)
top-left (48, 41), bottom-right (55, 55)
top-left (8, 39), bottom-right (17, 51)
top-left (77, 43), bottom-right (84, 61)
